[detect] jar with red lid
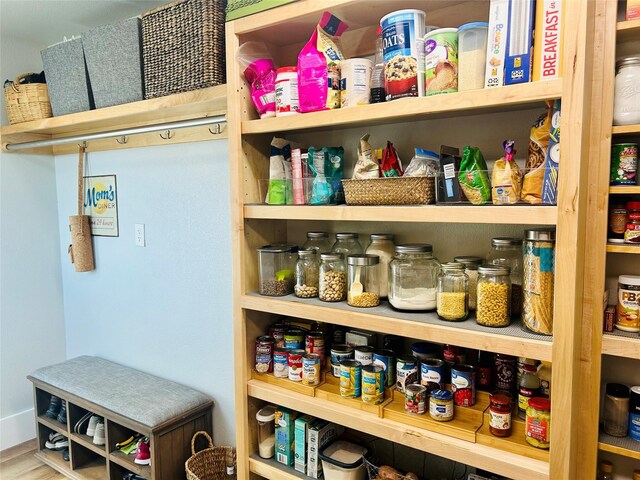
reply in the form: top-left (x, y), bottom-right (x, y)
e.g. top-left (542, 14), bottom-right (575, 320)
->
top-left (525, 397), bottom-right (551, 449)
top-left (489, 391), bottom-right (513, 437)
top-left (625, 202), bottom-right (640, 244)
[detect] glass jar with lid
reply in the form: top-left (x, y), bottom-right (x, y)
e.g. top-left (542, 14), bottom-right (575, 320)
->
top-left (437, 262), bottom-right (469, 321)
top-left (525, 397), bottom-right (551, 449)
top-left (319, 252), bottom-right (347, 302)
top-left (486, 238), bottom-right (523, 317)
top-left (453, 256), bottom-right (483, 310)
top-left (523, 228), bottom-right (555, 335)
top-left (347, 254), bottom-right (380, 308)
top-left (257, 245), bottom-right (297, 296)
top-left (331, 233), bottom-right (363, 256)
top-left (303, 231), bottom-right (332, 254)
top-left (613, 56), bottom-right (640, 126)
top-left (388, 244), bottom-right (440, 311)
top-left (295, 249), bottom-right (320, 298)
top-left (365, 234), bottom-right (395, 298)
top-left (476, 265), bottom-right (511, 327)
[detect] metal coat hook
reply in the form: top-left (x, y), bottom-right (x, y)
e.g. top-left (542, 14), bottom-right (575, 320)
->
top-left (208, 124), bottom-right (222, 135)
top-left (78, 141), bottom-right (87, 149)
top-left (116, 135), bottom-right (128, 145)
top-left (159, 129), bottom-right (174, 140)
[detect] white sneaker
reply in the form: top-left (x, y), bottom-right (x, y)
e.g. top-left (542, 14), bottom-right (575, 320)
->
top-left (86, 416), bottom-right (101, 436)
top-left (93, 422), bottom-right (106, 446)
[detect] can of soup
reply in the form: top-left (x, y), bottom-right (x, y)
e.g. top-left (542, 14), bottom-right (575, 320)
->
top-left (340, 360), bottom-right (362, 398)
top-left (284, 329), bottom-right (305, 350)
top-left (331, 344), bottom-right (354, 377)
top-left (396, 355), bottom-right (418, 393)
top-left (305, 331), bottom-right (325, 365)
top-left (269, 324), bottom-right (287, 348)
top-left (255, 336), bottom-right (274, 373)
top-left (373, 349), bottom-right (396, 388)
top-left (405, 384), bottom-right (427, 414)
top-left (273, 347), bottom-right (289, 378)
top-left (288, 349), bottom-right (305, 382)
top-left (451, 364), bottom-right (476, 406)
top-left (354, 346), bottom-right (375, 366)
top-left (420, 358), bottom-right (446, 395)
top-left (362, 365), bottom-right (385, 405)
top-left (302, 354), bottom-right (321, 386)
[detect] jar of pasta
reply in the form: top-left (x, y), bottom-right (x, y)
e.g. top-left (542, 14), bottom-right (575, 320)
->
top-left (454, 256), bottom-right (482, 310)
top-left (486, 238), bottom-right (523, 317)
top-left (476, 265), bottom-right (511, 327)
top-left (437, 262), bottom-right (469, 321)
top-left (523, 229), bottom-right (556, 335)
top-left (525, 397), bottom-right (551, 449)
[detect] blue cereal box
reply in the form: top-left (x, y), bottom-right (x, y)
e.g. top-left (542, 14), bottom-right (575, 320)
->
top-left (542, 100), bottom-right (561, 205)
top-left (505, 0), bottom-right (535, 85)
top-left (275, 407), bottom-right (297, 466)
top-left (294, 415), bottom-right (314, 474)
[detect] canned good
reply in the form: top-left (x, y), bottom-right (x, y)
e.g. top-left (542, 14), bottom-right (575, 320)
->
top-left (420, 358), bottom-right (445, 394)
top-left (373, 349), bottom-right (396, 388)
top-left (288, 349), bottom-right (305, 382)
top-left (269, 324), bottom-right (287, 348)
top-left (331, 344), bottom-right (354, 377)
top-left (362, 365), bottom-right (385, 405)
top-left (273, 347), bottom-right (289, 378)
top-left (411, 341), bottom-right (438, 361)
top-left (396, 355), bottom-right (418, 393)
top-left (405, 384), bottom-right (427, 414)
top-left (429, 389), bottom-right (454, 422)
top-left (443, 344), bottom-right (466, 366)
top-left (340, 360), bottom-right (362, 398)
top-left (255, 336), bottom-right (275, 373)
top-left (451, 364), bottom-right (476, 407)
top-left (302, 354), bottom-right (321, 386)
top-left (305, 332), bottom-right (326, 365)
top-left (354, 346), bottom-right (375, 366)
top-left (284, 328), bottom-right (306, 350)
top-left (610, 143), bottom-right (638, 185)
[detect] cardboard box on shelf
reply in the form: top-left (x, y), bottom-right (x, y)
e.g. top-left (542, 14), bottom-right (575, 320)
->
top-left (294, 415), bottom-right (314, 474)
top-left (532, 0), bottom-right (564, 81)
top-left (484, 0), bottom-right (510, 87)
top-left (505, 0), bottom-right (535, 85)
top-left (275, 407), bottom-right (297, 466)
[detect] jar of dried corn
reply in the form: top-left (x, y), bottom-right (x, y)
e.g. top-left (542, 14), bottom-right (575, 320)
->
top-left (476, 265), bottom-right (511, 327)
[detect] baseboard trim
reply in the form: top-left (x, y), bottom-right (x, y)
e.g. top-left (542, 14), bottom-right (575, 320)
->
top-left (0, 409), bottom-right (35, 451)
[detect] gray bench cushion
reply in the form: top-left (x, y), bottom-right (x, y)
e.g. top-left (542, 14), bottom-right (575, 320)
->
top-left (30, 356), bottom-right (212, 428)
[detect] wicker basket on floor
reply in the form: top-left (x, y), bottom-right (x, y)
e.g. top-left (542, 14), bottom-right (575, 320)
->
top-left (342, 177), bottom-right (436, 205)
top-left (186, 431), bottom-right (236, 480)
top-left (3, 73), bottom-right (52, 124)
top-left (142, 0), bottom-right (226, 99)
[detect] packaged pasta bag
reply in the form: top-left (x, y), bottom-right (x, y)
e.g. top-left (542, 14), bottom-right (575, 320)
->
top-left (491, 140), bottom-right (523, 204)
top-left (458, 146), bottom-right (491, 205)
top-left (352, 134), bottom-right (379, 179)
top-left (298, 12), bottom-right (348, 113)
top-left (522, 103), bottom-right (552, 204)
top-left (381, 141), bottom-right (404, 177)
top-left (267, 137), bottom-right (293, 205)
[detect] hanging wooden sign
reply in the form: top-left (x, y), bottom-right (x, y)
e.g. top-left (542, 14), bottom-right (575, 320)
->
top-left (82, 175), bottom-right (119, 237)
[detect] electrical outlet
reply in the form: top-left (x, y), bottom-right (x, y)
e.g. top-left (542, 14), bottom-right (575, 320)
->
top-left (135, 224), bottom-right (145, 247)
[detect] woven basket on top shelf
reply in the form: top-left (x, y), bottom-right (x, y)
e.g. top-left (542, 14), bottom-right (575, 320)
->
top-left (185, 431), bottom-right (236, 480)
top-left (3, 73), bottom-right (52, 124)
top-left (142, 0), bottom-right (226, 99)
top-left (341, 177), bottom-right (436, 205)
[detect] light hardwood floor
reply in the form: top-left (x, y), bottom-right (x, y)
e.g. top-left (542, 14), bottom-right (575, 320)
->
top-left (0, 439), bottom-right (65, 480)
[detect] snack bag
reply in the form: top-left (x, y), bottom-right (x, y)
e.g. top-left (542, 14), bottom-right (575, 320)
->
top-left (267, 137), bottom-right (293, 205)
top-left (404, 148), bottom-right (439, 177)
top-left (352, 134), bottom-right (379, 179)
top-left (238, 42), bottom-right (276, 118)
top-left (491, 140), bottom-right (523, 204)
top-left (298, 12), bottom-right (348, 113)
top-left (381, 141), bottom-right (404, 177)
top-left (522, 103), bottom-right (552, 204)
top-left (309, 146), bottom-right (344, 204)
top-left (458, 146), bottom-right (491, 205)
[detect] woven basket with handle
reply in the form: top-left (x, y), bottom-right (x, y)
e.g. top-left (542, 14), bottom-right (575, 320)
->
top-left (185, 431), bottom-right (236, 480)
top-left (3, 73), bottom-right (52, 124)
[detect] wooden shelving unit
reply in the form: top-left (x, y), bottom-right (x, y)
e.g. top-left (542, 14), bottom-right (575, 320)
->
top-left (598, 433), bottom-right (640, 461)
top-left (609, 186), bottom-right (640, 194)
top-left (602, 330), bottom-right (640, 360)
top-left (606, 244), bottom-right (640, 254)
top-left (612, 124), bottom-right (640, 136)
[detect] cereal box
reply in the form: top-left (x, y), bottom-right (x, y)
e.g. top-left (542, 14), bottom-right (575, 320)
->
top-left (532, 0), bottom-right (564, 81)
top-left (275, 407), bottom-right (297, 466)
top-left (484, 0), bottom-right (510, 87)
top-left (294, 415), bottom-right (314, 474)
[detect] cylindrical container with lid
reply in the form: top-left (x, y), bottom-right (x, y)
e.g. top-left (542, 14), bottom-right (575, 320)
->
top-left (273, 347), bottom-right (289, 378)
top-left (424, 27), bottom-right (458, 95)
top-left (389, 244), bottom-right (440, 310)
top-left (454, 256), bottom-right (482, 310)
top-left (396, 355), bottom-right (418, 393)
top-left (319, 253), bottom-right (346, 302)
top-left (599, 461), bottom-right (614, 480)
top-left (354, 346), bottom-right (375, 366)
top-left (288, 349), bottom-right (305, 382)
top-left (420, 358), bottom-right (445, 394)
top-left (611, 143), bottom-right (638, 185)
top-left (347, 254), bottom-right (381, 307)
top-left (603, 383), bottom-right (630, 437)
top-left (525, 397), bottom-right (551, 449)
top-left (429, 389), bottom-right (454, 421)
top-left (613, 56), bottom-right (640, 126)
top-left (629, 385), bottom-right (640, 441)
top-left (625, 202), bottom-right (640, 244)
top-left (411, 341), bottom-right (438, 361)
top-left (537, 361), bottom-right (552, 398)
top-left (340, 58), bottom-right (373, 107)
top-left (609, 201), bottom-right (628, 243)
top-left (275, 66), bottom-right (299, 116)
top-left (487, 237), bottom-right (522, 317)
top-left (256, 405), bottom-right (277, 458)
top-left (303, 231), bottom-right (332, 254)
top-left (305, 331), bottom-right (325, 366)
top-left (373, 349), bottom-right (396, 388)
top-left (365, 234), bottom-right (395, 298)
top-left (437, 262), bottom-right (469, 321)
top-left (617, 274), bottom-right (640, 332)
top-left (523, 228), bottom-right (556, 334)
top-left (476, 265), bottom-right (511, 327)
top-left (458, 22), bottom-right (488, 91)
top-left (330, 344), bottom-right (353, 377)
top-left (295, 249), bottom-right (320, 298)
top-left (518, 363), bottom-right (540, 420)
top-left (257, 245), bottom-right (297, 296)
top-left (340, 359), bottom-right (362, 398)
top-left (331, 233), bottom-right (363, 256)
top-left (489, 391), bottom-right (513, 437)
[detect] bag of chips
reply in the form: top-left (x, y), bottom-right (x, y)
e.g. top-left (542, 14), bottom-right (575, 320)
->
top-left (352, 134), bottom-right (379, 179)
top-left (458, 146), bottom-right (491, 205)
top-left (381, 141), bottom-right (404, 178)
top-left (491, 140), bottom-right (523, 205)
top-left (404, 148), bottom-right (440, 177)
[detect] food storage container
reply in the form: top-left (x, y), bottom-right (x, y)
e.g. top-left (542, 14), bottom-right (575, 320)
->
top-left (525, 397), bottom-right (551, 449)
top-left (319, 440), bottom-right (368, 480)
top-left (603, 383), bottom-right (630, 437)
top-left (476, 265), bottom-right (511, 327)
top-left (487, 237), bottom-right (523, 317)
top-left (437, 262), bottom-right (469, 321)
top-left (257, 245), bottom-right (298, 296)
top-left (365, 234), bottom-right (395, 298)
top-left (347, 254), bottom-right (381, 307)
top-left (331, 233), bottom-right (363, 256)
top-left (458, 22), bottom-right (489, 91)
top-left (256, 405), bottom-right (276, 458)
top-left (295, 249), bottom-right (320, 298)
top-left (454, 256), bottom-right (482, 310)
top-left (303, 231), bottom-right (332, 254)
top-left (523, 229), bottom-right (556, 334)
top-left (489, 391), bottom-right (513, 437)
top-left (411, 341), bottom-right (438, 361)
top-left (389, 244), bottom-right (440, 310)
top-left (616, 275), bottom-right (640, 332)
top-left (319, 253), bottom-right (347, 302)
top-left (613, 56), bottom-right (640, 126)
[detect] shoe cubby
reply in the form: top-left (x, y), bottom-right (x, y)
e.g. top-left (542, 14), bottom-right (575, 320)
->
top-left (108, 460), bottom-right (146, 480)
top-left (70, 441), bottom-right (107, 479)
top-left (68, 402), bottom-right (106, 455)
top-left (107, 421), bottom-right (151, 479)
top-left (35, 386), bottom-right (67, 433)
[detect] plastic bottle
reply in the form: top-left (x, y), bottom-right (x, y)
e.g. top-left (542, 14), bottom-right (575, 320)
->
top-left (370, 26), bottom-right (385, 103)
top-left (537, 361), bottom-right (552, 398)
top-left (518, 364), bottom-right (540, 419)
top-left (597, 460), bottom-right (613, 480)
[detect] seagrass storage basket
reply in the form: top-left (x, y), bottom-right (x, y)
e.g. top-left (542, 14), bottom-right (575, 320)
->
top-left (3, 74), bottom-right (52, 124)
top-left (142, 0), bottom-right (226, 99)
top-left (342, 177), bottom-right (436, 205)
top-left (185, 431), bottom-right (236, 480)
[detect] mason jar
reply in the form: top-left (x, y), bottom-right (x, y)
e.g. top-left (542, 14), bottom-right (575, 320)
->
top-left (331, 233), bottom-right (363, 256)
top-left (319, 252), bottom-right (347, 302)
top-left (388, 244), bottom-right (440, 310)
top-left (613, 56), bottom-right (640, 126)
top-left (476, 265), bottom-right (511, 327)
top-left (486, 238), bottom-right (523, 317)
top-left (365, 234), bottom-right (396, 298)
top-left (437, 262), bottom-right (469, 321)
top-left (453, 256), bottom-right (483, 310)
top-left (257, 245), bottom-right (298, 296)
top-left (303, 231), bottom-right (332, 254)
top-left (347, 254), bottom-right (381, 307)
top-left (295, 249), bottom-right (320, 298)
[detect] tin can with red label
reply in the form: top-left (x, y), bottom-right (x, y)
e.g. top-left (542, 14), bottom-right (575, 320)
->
top-left (255, 336), bottom-right (275, 373)
top-left (305, 331), bottom-right (325, 366)
top-left (451, 364), bottom-right (476, 407)
top-left (288, 349), bottom-right (305, 382)
top-left (405, 384), bottom-right (427, 414)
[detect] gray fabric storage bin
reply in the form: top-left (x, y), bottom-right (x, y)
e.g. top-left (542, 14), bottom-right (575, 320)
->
top-left (41, 38), bottom-right (94, 116)
top-left (82, 17), bottom-right (144, 109)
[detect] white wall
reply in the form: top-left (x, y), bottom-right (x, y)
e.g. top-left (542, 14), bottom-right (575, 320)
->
top-left (54, 140), bottom-right (235, 445)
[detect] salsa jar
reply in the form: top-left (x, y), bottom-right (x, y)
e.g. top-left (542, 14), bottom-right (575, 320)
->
top-left (389, 244), bottom-right (440, 310)
top-left (525, 397), bottom-right (551, 449)
top-left (489, 391), bottom-right (513, 437)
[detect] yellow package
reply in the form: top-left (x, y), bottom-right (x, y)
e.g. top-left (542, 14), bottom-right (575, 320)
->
top-left (521, 103), bottom-right (552, 204)
top-left (492, 140), bottom-right (523, 204)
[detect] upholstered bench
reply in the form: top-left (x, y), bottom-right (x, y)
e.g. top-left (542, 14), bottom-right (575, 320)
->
top-left (28, 355), bottom-right (214, 480)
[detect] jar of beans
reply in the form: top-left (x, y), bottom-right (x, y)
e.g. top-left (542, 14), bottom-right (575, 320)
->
top-left (437, 262), bottom-right (469, 321)
top-left (476, 265), bottom-right (511, 327)
top-left (295, 249), bottom-right (320, 298)
top-left (319, 253), bottom-right (347, 302)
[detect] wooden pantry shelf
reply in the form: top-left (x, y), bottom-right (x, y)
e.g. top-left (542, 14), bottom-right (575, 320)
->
top-left (241, 81), bottom-right (562, 134)
top-left (606, 244), bottom-right (640, 253)
top-left (244, 204), bottom-right (558, 225)
top-left (598, 432), bottom-right (640, 460)
top-left (602, 330), bottom-right (640, 359)
top-left (247, 380), bottom-right (550, 480)
top-left (249, 454), bottom-right (307, 480)
top-left (612, 124), bottom-right (640, 136)
top-left (609, 186), bottom-right (640, 194)
top-left (617, 19), bottom-right (640, 45)
top-left (241, 293), bottom-right (553, 361)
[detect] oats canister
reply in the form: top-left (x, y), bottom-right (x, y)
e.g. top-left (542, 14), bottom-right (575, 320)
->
top-left (424, 27), bottom-right (458, 95)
